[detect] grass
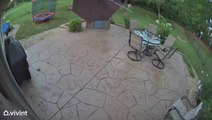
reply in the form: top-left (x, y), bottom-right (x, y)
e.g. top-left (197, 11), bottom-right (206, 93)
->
top-left (4, 2), bottom-right (32, 22)
top-left (184, 35), bottom-right (212, 81)
top-left (112, 6), bottom-right (157, 28)
top-left (4, 0), bottom-right (78, 39)
top-left (173, 39), bottom-right (203, 76)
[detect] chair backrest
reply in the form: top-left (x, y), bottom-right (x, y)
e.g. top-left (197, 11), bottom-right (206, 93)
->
top-left (163, 47), bottom-right (178, 60)
top-left (130, 19), bottom-right (140, 30)
top-left (170, 99), bottom-right (187, 120)
top-left (187, 102), bottom-right (203, 118)
top-left (129, 31), bottom-right (143, 52)
top-left (164, 34), bottom-right (177, 47)
top-left (147, 24), bottom-right (157, 35)
top-left (169, 99), bottom-right (203, 120)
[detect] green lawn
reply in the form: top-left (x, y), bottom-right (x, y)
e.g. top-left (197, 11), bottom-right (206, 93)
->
top-left (3, 2), bottom-right (32, 22)
top-left (4, 0), bottom-right (78, 39)
top-left (112, 7), bottom-right (157, 28)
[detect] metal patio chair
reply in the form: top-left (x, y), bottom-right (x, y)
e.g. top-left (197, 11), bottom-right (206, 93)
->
top-left (130, 19), bottom-right (140, 30)
top-left (159, 34), bottom-right (177, 52)
top-left (144, 24), bottom-right (158, 51)
top-left (164, 96), bottom-right (203, 120)
top-left (127, 30), bottom-right (145, 61)
top-left (147, 23), bottom-right (158, 35)
top-left (127, 19), bottom-right (145, 61)
top-left (152, 47), bottom-right (178, 69)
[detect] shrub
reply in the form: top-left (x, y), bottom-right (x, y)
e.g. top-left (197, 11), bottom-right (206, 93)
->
top-left (110, 17), bottom-right (115, 24)
top-left (69, 18), bottom-right (82, 32)
top-left (198, 78), bottom-right (212, 119)
top-left (155, 17), bottom-right (172, 44)
top-left (123, 13), bottom-right (130, 29)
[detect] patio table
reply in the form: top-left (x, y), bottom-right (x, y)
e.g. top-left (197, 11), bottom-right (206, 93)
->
top-left (131, 29), bottom-right (161, 56)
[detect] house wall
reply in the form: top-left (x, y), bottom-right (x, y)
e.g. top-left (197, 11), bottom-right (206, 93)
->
top-left (86, 20), bottom-right (110, 29)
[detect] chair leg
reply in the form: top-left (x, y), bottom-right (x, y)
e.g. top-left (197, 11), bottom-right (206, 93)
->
top-left (163, 112), bottom-right (169, 120)
top-left (127, 50), bottom-right (142, 61)
top-left (152, 58), bottom-right (165, 69)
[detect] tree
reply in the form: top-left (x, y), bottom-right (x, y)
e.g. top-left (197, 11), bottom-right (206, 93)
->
top-left (124, 0), bottom-right (128, 5)
top-left (148, 0), bottom-right (166, 19)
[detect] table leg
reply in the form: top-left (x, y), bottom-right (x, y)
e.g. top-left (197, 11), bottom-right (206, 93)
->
top-left (142, 45), bottom-right (152, 56)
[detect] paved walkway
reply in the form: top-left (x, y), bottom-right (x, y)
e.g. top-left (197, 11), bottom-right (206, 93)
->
top-left (21, 24), bottom-right (187, 120)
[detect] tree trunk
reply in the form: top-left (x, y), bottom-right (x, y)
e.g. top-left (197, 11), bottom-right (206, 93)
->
top-left (157, 0), bottom-right (161, 19)
top-left (124, 0), bottom-right (128, 5)
top-left (158, 5), bottom-right (161, 19)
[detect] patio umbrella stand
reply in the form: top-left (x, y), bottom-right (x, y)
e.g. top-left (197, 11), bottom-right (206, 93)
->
top-left (72, 0), bottom-right (121, 29)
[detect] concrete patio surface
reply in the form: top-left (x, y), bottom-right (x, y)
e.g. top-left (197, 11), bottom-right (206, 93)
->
top-left (20, 24), bottom-right (188, 120)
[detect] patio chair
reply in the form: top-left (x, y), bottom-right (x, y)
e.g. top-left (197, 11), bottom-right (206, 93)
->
top-left (144, 24), bottom-right (158, 51)
top-left (147, 23), bottom-right (157, 35)
top-left (164, 96), bottom-right (203, 120)
top-left (130, 19), bottom-right (140, 30)
top-left (159, 34), bottom-right (177, 52)
top-left (152, 47), bottom-right (178, 69)
top-left (127, 30), bottom-right (145, 61)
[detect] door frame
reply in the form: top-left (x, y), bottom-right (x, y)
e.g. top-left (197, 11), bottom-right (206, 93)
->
top-left (0, 0), bottom-right (40, 120)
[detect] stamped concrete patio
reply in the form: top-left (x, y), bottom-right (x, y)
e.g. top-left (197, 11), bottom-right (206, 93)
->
top-left (20, 24), bottom-right (187, 120)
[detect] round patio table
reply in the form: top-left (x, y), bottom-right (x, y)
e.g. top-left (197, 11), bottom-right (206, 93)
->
top-left (133, 29), bottom-right (161, 56)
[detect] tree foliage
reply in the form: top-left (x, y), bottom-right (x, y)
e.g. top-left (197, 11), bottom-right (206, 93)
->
top-left (147, 0), bottom-right (166, 18)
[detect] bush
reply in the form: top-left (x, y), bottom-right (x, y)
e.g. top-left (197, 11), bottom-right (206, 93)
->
top-left (110, 17), bottom-right (115, 24)
top-left (155, 17), bottom-right (172, 44)
top-left (123, 13), bottom-right (130, 29)
top-left (69, 18), bottom-right (82, 32)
